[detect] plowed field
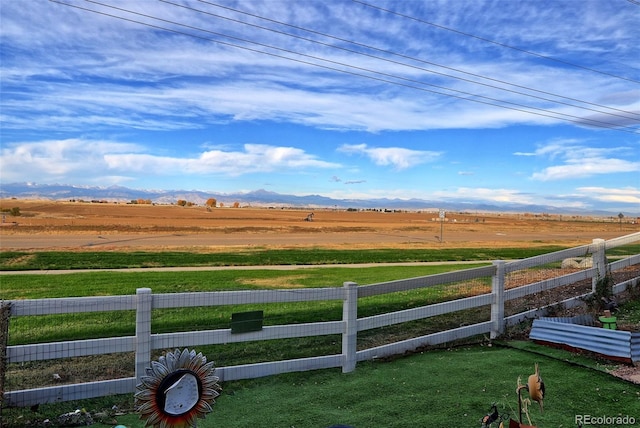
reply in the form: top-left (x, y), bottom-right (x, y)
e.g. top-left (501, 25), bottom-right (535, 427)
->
top-left (1, 199), bottom-right (636, 251)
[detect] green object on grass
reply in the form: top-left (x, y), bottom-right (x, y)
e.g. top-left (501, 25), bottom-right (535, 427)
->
top-left (599, 316), bottom-right (617, 329)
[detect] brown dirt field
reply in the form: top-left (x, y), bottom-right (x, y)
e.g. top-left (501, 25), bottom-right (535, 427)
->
top-left (1, 199), bottom-right (637, 251)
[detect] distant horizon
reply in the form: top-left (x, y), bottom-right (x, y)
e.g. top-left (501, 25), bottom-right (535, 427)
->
top-left (2, 181), bottom-right (638, 218)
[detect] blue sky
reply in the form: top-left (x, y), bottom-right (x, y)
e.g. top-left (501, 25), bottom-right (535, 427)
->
top-left (1, 0), bottom-right (639, 213)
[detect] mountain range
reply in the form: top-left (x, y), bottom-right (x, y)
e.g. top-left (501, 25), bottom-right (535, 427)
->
top-left (0, 182), bottom-right (633, 216)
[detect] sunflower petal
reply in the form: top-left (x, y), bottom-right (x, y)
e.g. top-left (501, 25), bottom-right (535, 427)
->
top-left (151, 360), bottom-right (169, 378)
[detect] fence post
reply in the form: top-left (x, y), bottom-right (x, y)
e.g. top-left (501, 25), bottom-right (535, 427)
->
top-left (135, 288), bottom-right (152, 385)
top-left (342, 281), bottom-right (358, 373)
top-left (490, 261), bottom-right (506, 339)
top-left (591, 238), bottom-right (607, 292)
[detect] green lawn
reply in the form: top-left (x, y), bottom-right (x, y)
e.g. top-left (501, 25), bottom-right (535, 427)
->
top-left (0, 264), bottom-right (490, 299)
top-left (6, 343), bottom-right (638, 428)
top-left (205, 345), bottom-right (639, 428)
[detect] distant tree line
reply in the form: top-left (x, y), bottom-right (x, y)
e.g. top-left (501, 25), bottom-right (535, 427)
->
top-left (177, 198), bottom-right (240, 208)
top-left (1, 207), bottom-right (21, 216)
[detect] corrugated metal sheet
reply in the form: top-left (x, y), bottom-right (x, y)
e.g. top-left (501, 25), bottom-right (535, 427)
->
top-left (538, 315), bottom-right (595, 326)
top-left (631, 334), bottom-right (640, 365)
top-left (530, 318), bottom-right (639, 364)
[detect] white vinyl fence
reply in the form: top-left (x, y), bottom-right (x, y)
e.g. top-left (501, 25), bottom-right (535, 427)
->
top-left (2, 233), bottom-right (639, 407)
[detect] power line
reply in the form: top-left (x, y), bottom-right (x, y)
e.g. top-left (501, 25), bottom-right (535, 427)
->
top-left (50, 0), bottom-right (639, 133)
top-left (184, 0), bottom-right (639, 121)
top-left (352, 0), bottom-right (640, 86)
top-left (82, 0), bottom-right (640, 131)
top-left (66, 0), bottom-right (640, 132)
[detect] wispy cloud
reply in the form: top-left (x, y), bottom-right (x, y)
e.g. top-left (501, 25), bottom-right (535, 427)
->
top-left (107, 143), bottom-right (341, 176)
top-left (577, 187), bottom-right (640, 205)
top-left (0, 139), bottom-right (143, 184)
top-left (2, 1), bottom-right (638, 133)
top-left (529, 141), bottom-right (640, 181)
top-left (329, 176), bottom-right (365, 185)
top-left (1, 140), bottom-right (340, 184)
top-left (435, 187), bottom-right (534, 205)
top-left (338, 144), bottom-right (441, 170)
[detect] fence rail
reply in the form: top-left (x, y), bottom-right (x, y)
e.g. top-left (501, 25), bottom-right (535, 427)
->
top-left (2, 232), bottom-right (639, 407)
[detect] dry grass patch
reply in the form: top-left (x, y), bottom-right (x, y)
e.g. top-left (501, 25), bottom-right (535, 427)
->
top-left (238, 275), bottom-right (310, 288)
top-left (6, 353), bottom-right (134, 390)
top-left (2, 253), bottom-right (37, 267)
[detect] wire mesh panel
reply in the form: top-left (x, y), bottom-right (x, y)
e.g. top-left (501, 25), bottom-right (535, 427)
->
top-left (5, 353), bottom-right (135, 392)
top-left (5, 295), bottom-right (136, 406)
top-left (504, 266), bottom-right (594, 318)
top-left (502, 243), bottom-right (601, 321)
top-left (357, 266), bottom-right (495, 353)
top-left (0, 303), bottom-right (9, 406)
top-left (148, 293), bottom-right (346, 369)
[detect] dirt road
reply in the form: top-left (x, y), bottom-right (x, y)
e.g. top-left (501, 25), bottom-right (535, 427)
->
top-left (0, 229), bottom-right (628, 251)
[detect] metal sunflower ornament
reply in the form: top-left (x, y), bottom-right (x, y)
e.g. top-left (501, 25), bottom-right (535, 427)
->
top-left (135, 348), bottom-right (220, 428)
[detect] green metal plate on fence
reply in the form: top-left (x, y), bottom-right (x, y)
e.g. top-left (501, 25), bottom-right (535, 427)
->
top-left (231, 310), bottom-right (264, 334)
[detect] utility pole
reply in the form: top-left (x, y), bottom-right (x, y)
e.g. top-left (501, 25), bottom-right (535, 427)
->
top-left (439, 209), bottom-right (445, 243)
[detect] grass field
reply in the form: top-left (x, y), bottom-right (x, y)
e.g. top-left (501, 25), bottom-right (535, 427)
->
top-left (0, 247), bottom-right (564, 270)
top-left (3, 263), bottom-right (490, 376)
top-left (2, 245), bottom-right (639, 271)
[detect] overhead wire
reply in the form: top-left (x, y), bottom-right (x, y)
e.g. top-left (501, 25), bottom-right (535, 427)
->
top-left (77, 0), bottom-right (640, 131)
top-left (97, 0), bottom-right (640, 132)
top-left (50, 0), bottom-right (640, 134)
top-left (352, 0), bottom-right (640, 86)
top-left (193, 0), bottom-right (639, 120)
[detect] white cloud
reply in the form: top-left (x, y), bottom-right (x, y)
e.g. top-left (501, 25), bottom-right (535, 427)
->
top-left (2, 1), bottom-right (638, 133)
top-left (338, 144), bottom-right (441, 170)
top-left (0, 139), bottom-right (143, 183)
top-left (530, 141), bottom-right (640, 181)
top-left (533, 159), bottom-right (639, 181)
top-left (1, 139), bottom-right (340, 185)
top-left (102, 143), bottom-right (340, 176)
top-left (577, 187), bottom-right (640, 204)
top-left (435, 187), bottom-right (534, 205)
